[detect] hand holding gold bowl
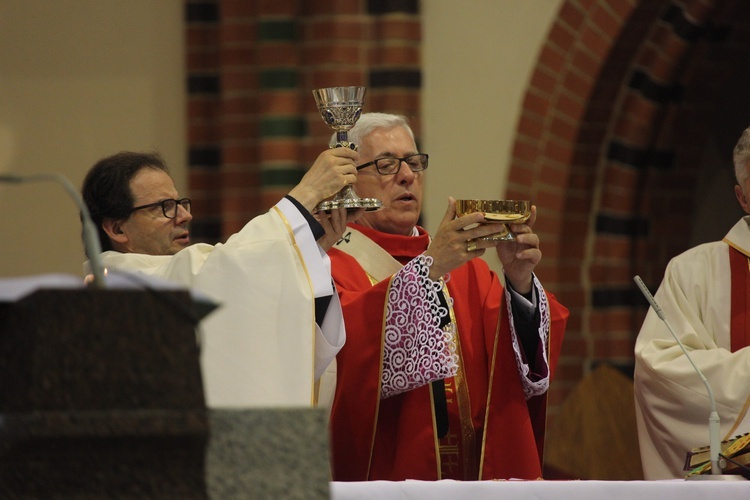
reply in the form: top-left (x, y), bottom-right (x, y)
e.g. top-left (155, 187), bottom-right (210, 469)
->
top-left (455, 199), bottom-right (532, 241)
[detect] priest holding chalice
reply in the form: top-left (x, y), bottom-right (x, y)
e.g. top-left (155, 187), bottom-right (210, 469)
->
top-left (323, 111), bottom-right (569, 481)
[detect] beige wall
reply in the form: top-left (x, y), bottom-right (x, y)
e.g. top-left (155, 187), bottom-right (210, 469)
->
top-left (0, 0), bottom-right (560, 278)
top-left (0, 0), bottom-right (185, 277)
top-left (422, 0), bottom-right (562, 271)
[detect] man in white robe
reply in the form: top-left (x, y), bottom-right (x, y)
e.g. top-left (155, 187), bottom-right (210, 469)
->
top-left (634, 126), bottom-right (750, 479)
top-left (82, 149), bottom-right (360, 408)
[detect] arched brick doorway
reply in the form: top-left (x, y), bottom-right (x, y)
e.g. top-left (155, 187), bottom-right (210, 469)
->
top-left (511, 0), bottom-right (750, 477)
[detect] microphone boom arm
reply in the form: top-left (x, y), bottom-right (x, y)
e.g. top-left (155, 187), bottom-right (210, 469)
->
top-left (0, 173), bottom-right (107, 288)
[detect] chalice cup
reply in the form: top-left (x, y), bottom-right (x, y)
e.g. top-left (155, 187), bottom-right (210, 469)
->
top-left (312, 86), bottom-right (382, 212)
top-left (455, 199), bottom-right (532, 241)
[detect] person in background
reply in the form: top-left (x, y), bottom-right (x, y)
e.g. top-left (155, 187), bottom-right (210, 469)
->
top-left (325, 112), bottom-right (568, 481)
top-left (634, 125), bottom-right (750, 479)
top-left (82, 148), bottom-right (362, 408)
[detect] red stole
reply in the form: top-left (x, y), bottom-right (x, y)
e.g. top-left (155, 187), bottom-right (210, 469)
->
top-left (729, 246), bottom-right (750, 352)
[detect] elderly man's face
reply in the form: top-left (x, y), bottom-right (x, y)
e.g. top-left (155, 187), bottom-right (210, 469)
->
top-left (353, 126), bottom-right (424, 236)
top-left (108, 167), bottom-right (192, 255)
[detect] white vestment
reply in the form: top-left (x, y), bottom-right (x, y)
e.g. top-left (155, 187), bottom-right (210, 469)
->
top-left (634, 216), bottom-right (750, 479)
top-left (92, 198), bottom-right (345, 408)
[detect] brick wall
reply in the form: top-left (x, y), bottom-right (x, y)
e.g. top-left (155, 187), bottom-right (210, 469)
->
top-left (185, 0), bottom-right (421, 243)
top-left (513, 0), bottom-right (750, 427)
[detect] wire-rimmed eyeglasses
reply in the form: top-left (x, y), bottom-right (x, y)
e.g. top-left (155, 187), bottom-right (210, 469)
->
top-left (356, 153), bottom-right (429, 175)
top-left (130, 198), bottom-right (191, 219)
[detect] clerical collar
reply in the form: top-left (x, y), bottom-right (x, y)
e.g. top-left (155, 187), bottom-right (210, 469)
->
top-left (349, 223), bottom-right (430, 264)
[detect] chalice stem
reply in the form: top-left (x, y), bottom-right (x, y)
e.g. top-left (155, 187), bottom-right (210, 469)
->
top-left (336, 131), bottom-right (348, 146)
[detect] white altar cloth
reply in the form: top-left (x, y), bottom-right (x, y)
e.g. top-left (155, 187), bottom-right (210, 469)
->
top-left (330, 478), bottom-right (750, 499)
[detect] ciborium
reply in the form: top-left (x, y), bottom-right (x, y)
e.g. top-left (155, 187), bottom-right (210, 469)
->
top-left (455, 199), bottom-right (532, 241)
top-left (312, 86), bottom-right (382, 212)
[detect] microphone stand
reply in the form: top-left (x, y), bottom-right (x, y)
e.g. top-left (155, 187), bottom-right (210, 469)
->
top-left (0, 173), bottom-right (107, 288)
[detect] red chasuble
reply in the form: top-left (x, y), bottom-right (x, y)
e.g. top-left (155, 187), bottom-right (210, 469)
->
top-left (729, 246), bottom-right (750, 352)
top-left (328, 224), bottom-right (568, 481)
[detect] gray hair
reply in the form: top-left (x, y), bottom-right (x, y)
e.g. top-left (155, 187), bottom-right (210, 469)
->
top-left (733, 126), bottom-right (750, 185)
top-left (329, 112), bottom-right (415, 149)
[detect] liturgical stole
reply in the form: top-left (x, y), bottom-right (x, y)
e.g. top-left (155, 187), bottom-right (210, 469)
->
top-left (729, 246), bottom-right (750, 352)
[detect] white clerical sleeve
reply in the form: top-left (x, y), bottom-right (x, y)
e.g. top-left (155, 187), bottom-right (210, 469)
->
top-left (634, 239), bottom-right (750, 479)
top-left (316, 290), bottom-right (345, 379)
top-left (275, 198), bottom-right (333, 299)
top-left (275, 197), bottom-right (345, 379)
top-left (97, 200), bottom-right (344, 408)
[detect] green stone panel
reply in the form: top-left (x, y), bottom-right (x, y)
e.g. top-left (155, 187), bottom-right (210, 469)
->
top-left (261, 166), bottom-right (305, 186)
top-left (260, 69), bottom-right (299, 89)
top-left (258, 20), bottom-right (298, 41)
top-left (260, 117), bottom-right (307, 138)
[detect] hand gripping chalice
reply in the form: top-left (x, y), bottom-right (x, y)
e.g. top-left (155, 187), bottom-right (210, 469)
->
top-left (312, 86), bottom-right (382, 212)
top-left (455, 199), bottom-right (532, 241)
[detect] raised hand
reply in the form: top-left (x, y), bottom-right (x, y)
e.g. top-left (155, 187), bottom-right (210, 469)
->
top-left (315, 206), bottom-right (365, 251)
top-left (495, 205), bottom-right (540, 294)
top-left (423, 197), bottom-right (513, 280)
top-left (289, 148), bottom-right (359, 213)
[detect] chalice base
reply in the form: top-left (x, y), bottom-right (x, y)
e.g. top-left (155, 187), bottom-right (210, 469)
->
top-left (317, 197), bottom-right (382, 212)
top-left (479, 223), bottom-right (517, 241)
top-left (316, 185), bottom-right (382, 212)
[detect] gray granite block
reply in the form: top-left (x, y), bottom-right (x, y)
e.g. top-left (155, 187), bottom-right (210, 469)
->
top-left (207, 408), bottom-right (330, 500)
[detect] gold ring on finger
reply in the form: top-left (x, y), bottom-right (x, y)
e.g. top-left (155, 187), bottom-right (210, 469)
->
top-left (467, 240), bottom-right (477, 252)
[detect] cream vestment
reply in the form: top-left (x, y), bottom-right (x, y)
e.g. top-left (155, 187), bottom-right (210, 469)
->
top-left (93, 198), bottom-right (345, 408)
top-left (634, 216), bottom-right (750, 479)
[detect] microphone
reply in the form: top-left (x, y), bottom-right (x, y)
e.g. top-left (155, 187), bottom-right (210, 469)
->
top-left (633, 275), bottom-right (721, 476)
top-left (0, 173), bottom-right (107, 288)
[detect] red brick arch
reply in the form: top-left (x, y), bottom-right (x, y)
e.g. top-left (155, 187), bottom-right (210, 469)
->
top-left (510, 0), bottom-right (750, 415)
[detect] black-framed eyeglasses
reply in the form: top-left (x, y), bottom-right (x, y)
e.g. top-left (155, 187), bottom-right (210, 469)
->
top-left (356, 153), bottom-right (429, 175)
top-left (130, 198), bottom-right (191, 219)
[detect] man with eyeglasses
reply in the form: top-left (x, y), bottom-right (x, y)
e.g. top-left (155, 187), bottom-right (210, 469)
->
top-left (325, 113), bottom-right (568, 481)
top-left (81, 149), bottom-right (361, 408)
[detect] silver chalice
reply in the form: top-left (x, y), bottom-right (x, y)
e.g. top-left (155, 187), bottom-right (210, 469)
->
top-left (312, 86), bottom-right (382, 212)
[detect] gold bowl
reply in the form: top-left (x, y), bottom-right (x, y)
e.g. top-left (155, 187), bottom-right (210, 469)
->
top-left (455, 199), bottom-right (532, 241)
